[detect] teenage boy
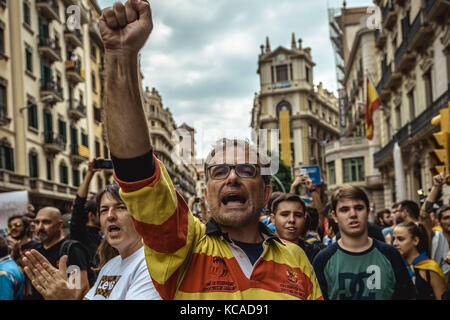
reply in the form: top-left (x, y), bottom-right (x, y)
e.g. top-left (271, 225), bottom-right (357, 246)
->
top-left (312, 185), bottom-right (415, 300)
top-left (270, 193), bottom-right (322, 263)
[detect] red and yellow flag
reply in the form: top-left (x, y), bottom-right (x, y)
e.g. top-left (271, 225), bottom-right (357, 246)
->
top-left (365, 77), bottom-right (381, 140)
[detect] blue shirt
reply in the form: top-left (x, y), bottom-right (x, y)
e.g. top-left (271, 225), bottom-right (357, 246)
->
top-left (0, 256), bottom-right (25, 300)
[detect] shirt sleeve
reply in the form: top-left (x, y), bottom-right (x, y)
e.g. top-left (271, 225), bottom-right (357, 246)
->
top-left (312, 249), bottom-right (331, 300)
top-left (67, 243), bottom-right (89, 271)
top-left (69, 195), bottom-right (88, 245)
top-left (0, 273), bottom-right (14, 300)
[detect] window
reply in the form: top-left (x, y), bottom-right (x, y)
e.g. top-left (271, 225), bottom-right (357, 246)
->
top-left (95, 140), bottom-right (100, 158)
top-left (29, 151), bottom-right (38, 178)
top-left (308, 100), bottom-right (313, 111)
top-left (271, 66), bottom-right (274, 83)
top-left (91, 44), bottom-right (97, 61)
top-left (327, 162), bottom-right (336, 185)
top-left (0, 82), bottom-right (6, 112)
top-left (58, 119), bottom-right (66, 142)
top-left (60, 162), bottom-right (68, 184)
top-left (93, 103), bottom-right (101, 122)
top-left (103, 144), bottom-right (109, 159)
top-left (25, 47), bottom-right (33, 73)
top-left (46, 159), bottom-right (52, 180)
top-left (407, 90), bottom-right (415, 121)
top-left (424, 70), bottom-right (433, 107)
top-left (92, 71), bottom-right (96, 92)
top-left (386, 115), bottom-right (391, 139)
top-left (27, 101), bottom-right (38, 129)
top-left (305, 66), bottom-right (310, 83)
top-left (150, 104), bottom-right (155, 114)
top-left (0, 143), bottom-right (14, 171)
top-left (276, 65), bottom-right (288, 82)
top-left (395, 104), bottom-right (401, 129)
top-left (23, 1), bottom-right (31, 26)
top-left (343, 157), bottom-right (365, 183)
top-left (0, 24), bottom-right (4, 55)
top-left (81, 132), bottom-right (88, 147)
top-left (72, 169), bottom-right (80, 187)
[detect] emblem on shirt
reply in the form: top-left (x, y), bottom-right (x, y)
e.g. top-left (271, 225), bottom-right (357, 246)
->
top-left (211, 257), bottom-right (228, 277)
top-left (286, 268), bottom-right (298, 284)
top-left (94, 275), bottom-right (121, 298)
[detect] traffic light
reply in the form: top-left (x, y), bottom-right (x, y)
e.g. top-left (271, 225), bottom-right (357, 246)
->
top-left (196, 170), bottom-right (200, 180)
top-left (428, 103), bottom-right (450, 176)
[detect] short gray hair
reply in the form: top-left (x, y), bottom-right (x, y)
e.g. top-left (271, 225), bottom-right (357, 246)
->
top-left (204, 138), bottom-right (272, 186)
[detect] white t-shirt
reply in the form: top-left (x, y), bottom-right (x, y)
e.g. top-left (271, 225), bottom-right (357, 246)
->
top-left (85, 246), bottom-right (161, 300)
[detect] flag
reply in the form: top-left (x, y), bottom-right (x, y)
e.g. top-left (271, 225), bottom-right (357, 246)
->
top-left (365, 77), bottom-right (381, 140)
top-left (78, 144), bottom-right (89, 158)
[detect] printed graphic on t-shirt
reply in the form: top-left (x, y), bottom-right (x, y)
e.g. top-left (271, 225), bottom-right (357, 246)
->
top-left (323, 247), bottom-right (396, 300)
top-left (94, 275), bottom-right (121, 298)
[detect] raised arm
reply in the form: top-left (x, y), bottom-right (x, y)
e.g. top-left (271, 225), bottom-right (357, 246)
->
top-left (100, 0), bottom-right (153, 160)
top-left (420, 170), bottom-right (449, 239)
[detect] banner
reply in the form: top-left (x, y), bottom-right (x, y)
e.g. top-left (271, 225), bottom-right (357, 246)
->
top-left (0, 190), bottom-right (29, 231)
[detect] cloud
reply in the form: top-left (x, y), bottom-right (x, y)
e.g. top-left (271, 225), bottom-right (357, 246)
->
top-left (97, 0), bottom-right (375, 158)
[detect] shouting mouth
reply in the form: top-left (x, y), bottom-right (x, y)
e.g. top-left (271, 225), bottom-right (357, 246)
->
top-left (221, 192), bottom-right (248, 208)
top-left (107, 224), bottom-right (121, 237)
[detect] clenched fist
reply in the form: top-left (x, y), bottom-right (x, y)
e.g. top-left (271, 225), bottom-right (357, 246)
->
top-left (99, 0), bottom-right (153, 53)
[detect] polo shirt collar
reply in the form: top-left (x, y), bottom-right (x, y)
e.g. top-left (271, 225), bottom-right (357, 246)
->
top-left (205, 218), bottom-right (284, 245)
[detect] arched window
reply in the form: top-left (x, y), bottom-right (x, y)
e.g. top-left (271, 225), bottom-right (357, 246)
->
top-left (0, 138), bottom-right (14, 171)
top-left (28, 149), bottom-right (38, 178)
top-left (60, 161), bottom-right (68, 185)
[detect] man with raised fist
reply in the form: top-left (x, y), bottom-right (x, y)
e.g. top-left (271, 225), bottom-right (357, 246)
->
top-left (100, 0), bottom-right (322, 300)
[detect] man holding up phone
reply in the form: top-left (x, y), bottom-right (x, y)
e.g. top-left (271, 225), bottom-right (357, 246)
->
top-left (69, 159), bottom-right (104, 268)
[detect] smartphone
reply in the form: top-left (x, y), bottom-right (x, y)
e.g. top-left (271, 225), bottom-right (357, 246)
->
top-left (93, 159), bottom-right (113, 169)
top-left (299, 168), bottom-right (307, 176)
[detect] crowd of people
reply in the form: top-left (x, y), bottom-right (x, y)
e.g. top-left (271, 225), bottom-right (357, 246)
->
top-left (1, 0), bottom-right (450, 301)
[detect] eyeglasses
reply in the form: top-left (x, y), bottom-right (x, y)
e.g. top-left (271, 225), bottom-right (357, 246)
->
top-left (207, 163), bottom-right (259, 180)
top-left (8, 222), bottom-right (23, 228)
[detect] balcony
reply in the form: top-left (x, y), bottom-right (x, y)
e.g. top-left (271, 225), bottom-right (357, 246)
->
top-left (394, 38), bottom-right (416, 73)
top-left (407, 12), bottom-right (433, 53)
top-left (377, 62), bottom-right (392, 98)
top-left (38, 37), bottom-right (61, 63)
top-left (43, 132), bottom-right (66, 154)
top-left (410, 88), bottom-right (449, 138)
top-left (374, 87), bottom-right (449, 166)
top-left (68, 102), bottom-right (86, 121)
top-left (382, 2), bottom-right (397, 30)
top-left (40, 80), bottom-right (64, 104)
top-left (65, 60), bottom-right (85, 84)
top-left (36, 0), bottom-right (60, 22)
top-left (0, 108), bottom-right (11, 126)
top-left (70, 144), bottom-right (89, 165)
top-left (64, 28), bottom-right (83, 48)
top-left (426, 0), bottom-right (450, 24)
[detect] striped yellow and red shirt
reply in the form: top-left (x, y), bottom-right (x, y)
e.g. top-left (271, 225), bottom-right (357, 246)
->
top-left (115, 154), bottom-right (323, 300)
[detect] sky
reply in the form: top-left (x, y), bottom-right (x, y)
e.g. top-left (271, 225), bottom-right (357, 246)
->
top-left (97, 0), bottom-right (375, 160)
